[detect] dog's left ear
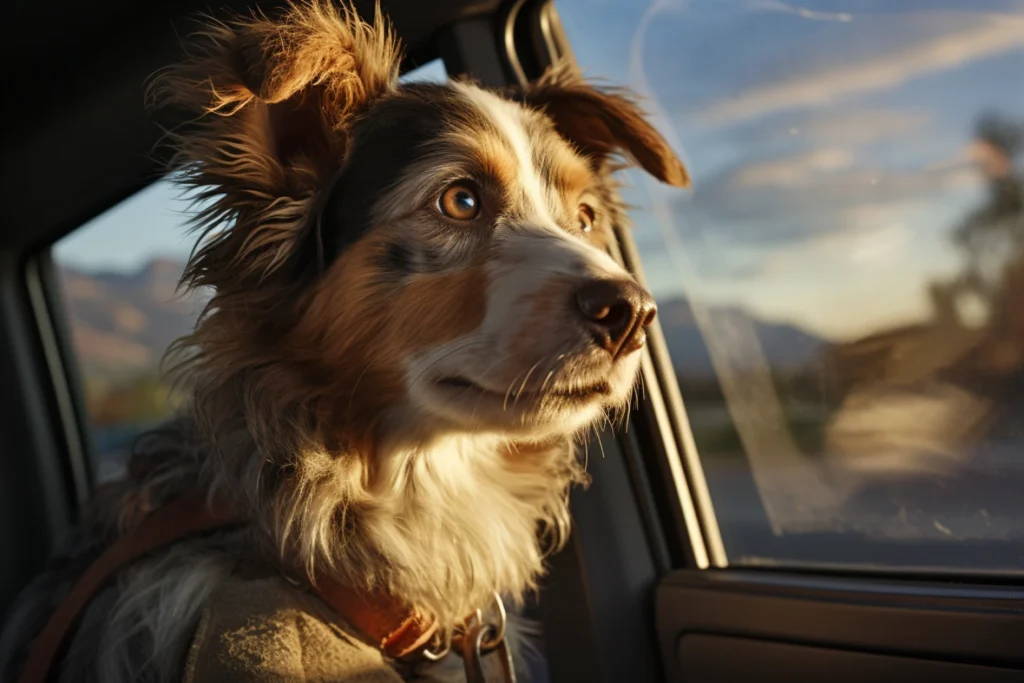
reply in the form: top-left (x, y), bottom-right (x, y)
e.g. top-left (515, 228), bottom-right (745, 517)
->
top-left (515, 65), bottom-right (690, 187)
top-left (153, 1), bottom-right (401, 291)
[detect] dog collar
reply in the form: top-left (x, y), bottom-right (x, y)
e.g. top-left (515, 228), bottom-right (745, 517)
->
top-left (315, 578), bottom-right (515, 680)
top-left (314, 579), bottom-right (441, 660)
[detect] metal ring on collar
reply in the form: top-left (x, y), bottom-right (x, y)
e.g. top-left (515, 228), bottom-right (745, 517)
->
top-left (479, 592), bottom-right (507, 652)
top-left (421, 628), bottom-right (453, 662)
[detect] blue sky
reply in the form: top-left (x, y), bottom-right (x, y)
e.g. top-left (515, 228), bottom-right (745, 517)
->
top-left (559, 0), bottom-right (1024, 339)
top-left (56, 1), bottom-right (1024, 341)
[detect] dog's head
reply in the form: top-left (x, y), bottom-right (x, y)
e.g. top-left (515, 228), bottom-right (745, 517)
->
top-left (161, 1), bottom-right (688, 450)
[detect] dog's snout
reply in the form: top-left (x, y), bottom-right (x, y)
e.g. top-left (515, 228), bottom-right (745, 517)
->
top-left (575, 279), bottom-right (657, 358)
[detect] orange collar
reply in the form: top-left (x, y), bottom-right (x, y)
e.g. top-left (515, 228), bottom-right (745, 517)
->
top-left (17, 494), bottom-right (441, 683)
top-left (315, 580), bottom-right (441, 659)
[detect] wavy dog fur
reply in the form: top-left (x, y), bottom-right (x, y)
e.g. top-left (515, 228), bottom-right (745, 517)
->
top-left (154, 0), bottom-right (583, 639)
top-left (1, 2), bottom-right (689, 681)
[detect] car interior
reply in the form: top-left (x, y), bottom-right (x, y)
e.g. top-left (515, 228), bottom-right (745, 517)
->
top-left (3, 0), bottom-right (1024, 681)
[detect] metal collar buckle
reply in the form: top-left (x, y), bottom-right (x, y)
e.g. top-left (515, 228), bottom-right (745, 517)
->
top-left (456, 593), bottom-right (516, 683)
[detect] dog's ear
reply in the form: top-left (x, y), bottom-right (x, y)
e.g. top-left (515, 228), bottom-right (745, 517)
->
top-left (515, 64), bottom-right (689, 187)
top-left (152, 1), bottom-right (401, 291)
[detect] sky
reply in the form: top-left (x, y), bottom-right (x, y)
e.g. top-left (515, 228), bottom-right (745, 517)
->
top-left (55, 2), bottom-right (1024, 341)
top-left (558, 0), bottom-right (1024, 340)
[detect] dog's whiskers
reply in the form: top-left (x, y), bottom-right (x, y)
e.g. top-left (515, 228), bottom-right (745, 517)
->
top-left (503, 370), bottom-right (525, 412)
top-left (519, 353), bottom-right (570, 417)
top-left (512, 360), bottom-right (545, 411)
top-left (539, 353), bottom-right (567, 395)
top-left (594, 419), bottom-right (609, 461)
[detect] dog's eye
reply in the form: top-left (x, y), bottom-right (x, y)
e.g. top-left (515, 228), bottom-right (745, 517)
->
top-left (438, 184), bottom-right (481, 220)
top-left (576, 204), bottom-right (596, 233)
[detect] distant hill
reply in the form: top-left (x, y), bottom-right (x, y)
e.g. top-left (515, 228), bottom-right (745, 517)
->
top-left (57, 258), bottom-right (200, 375)
top-left (56, 258), bottom-right (824, 382)
top-left (657, 297), bottom-right (824, 379)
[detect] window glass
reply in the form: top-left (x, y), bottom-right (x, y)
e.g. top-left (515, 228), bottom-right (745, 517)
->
top-left (55, 181), bottom-right (201, 483)
top-left (557, 0), bottom-right (1024, 572)
top-left (53, 59), bottom-right (448, 484)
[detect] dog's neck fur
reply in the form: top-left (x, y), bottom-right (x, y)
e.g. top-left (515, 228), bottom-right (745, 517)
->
top-left (129, 351), bottom-right (587, 633)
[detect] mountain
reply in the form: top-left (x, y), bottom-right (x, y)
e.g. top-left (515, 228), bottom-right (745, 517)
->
top-left (57, 258), bottom-right (825, 382)
top-left (57, 258), bottom-right (200, 374)
top-left (657, 297), bottom-right (824, 379)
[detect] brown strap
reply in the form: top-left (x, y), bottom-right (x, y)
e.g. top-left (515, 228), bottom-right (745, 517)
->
top-left (17, 494), bottom-right (245, 683)
top-left (16, 495), bottom-right (446, 683)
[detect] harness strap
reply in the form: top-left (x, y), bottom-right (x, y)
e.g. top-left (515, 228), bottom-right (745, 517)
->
top-left (15, 496), bottom-right (441, 683)
top-left (17, 495), bottom-right (244, 683)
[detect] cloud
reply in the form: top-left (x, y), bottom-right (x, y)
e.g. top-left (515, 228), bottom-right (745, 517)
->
top-left (748, 0), bottom-right (852, 23)
top-left (792, 109), bottom-right (932, 146)
top-left (642, 149), bottom-right (984, 296)
top-left (737, 202), bottom-right (920, 274)
top-left (735, 147), bottom-right (854, 187)
top-left (689, 199), bottom-right (967, 340)
top-left (682, 148), bottom-right (983, 233)
top-left (735, 154), bottom-right (979, 193)
top-left (697, 15), bottom-right (1024, 127)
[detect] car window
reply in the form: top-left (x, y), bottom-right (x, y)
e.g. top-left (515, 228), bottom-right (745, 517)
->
top-left (54, 181), bottom-right (201, 483)
top-left (53, 59), bottom-right (448, 484)
top-left (556, 0), bottom-right (1024, 573)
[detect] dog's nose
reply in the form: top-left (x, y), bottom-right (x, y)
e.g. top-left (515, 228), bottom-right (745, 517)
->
top-left (575, 279), bottom-right (657, 358)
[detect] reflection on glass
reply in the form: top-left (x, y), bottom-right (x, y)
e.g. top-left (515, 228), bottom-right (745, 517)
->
top-left (558, 0), bottom-right (1024, 570)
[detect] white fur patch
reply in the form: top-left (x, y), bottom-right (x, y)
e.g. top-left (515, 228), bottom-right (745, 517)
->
top-left (455, 83), bottom-right (558, 227)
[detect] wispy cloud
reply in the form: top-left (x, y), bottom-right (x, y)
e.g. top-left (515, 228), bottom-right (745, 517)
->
top-left (733, 154), bottom-right (978, 193)
top-left (748, 0), bottom-right (852, 22)
top-left (735, 147), bottom-right (854, 187)
top-left (791, 109), bottom-right (931, 145)
top-left (697, 15), bottom-right (1024, 126)
top-left (693, 152), bottom-right (982, 226)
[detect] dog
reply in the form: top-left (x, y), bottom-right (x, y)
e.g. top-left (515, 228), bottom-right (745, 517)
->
top-left (0, 2), bottom-right (688, 681)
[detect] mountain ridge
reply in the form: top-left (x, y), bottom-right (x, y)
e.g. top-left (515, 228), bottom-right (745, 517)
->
top-left (57, 258), bottom-right (825, 379)
top-left (58, 258), bottom-right (201, 373)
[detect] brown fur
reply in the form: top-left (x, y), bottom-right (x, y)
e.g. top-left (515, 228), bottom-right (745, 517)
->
top-left (512, 62), bottom-right (691, 188)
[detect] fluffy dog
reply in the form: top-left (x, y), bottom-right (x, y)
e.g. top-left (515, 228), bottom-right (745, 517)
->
top-left (0, 2), bottom-right (687, 681)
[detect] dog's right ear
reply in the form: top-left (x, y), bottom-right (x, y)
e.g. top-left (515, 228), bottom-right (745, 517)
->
top-left (152, 1), bottom-right (401, 292)
top-left (513, 64), bottom-right (690, 188)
